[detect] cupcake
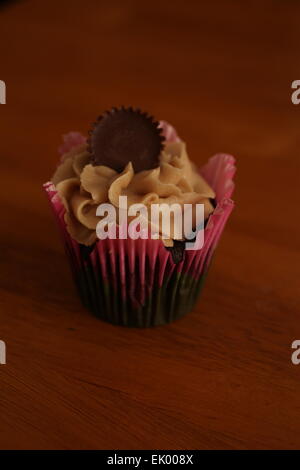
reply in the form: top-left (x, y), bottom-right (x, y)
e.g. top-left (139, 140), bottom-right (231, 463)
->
top-left (44, 107), bottom-right (236, 327)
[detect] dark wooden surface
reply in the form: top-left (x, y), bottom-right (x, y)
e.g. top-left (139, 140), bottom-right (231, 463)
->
top-left (0, 0), bottom-right (300, 450)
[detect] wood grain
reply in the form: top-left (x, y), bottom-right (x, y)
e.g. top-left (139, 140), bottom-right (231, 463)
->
top-left (0, 0), bottom-right (300, 449)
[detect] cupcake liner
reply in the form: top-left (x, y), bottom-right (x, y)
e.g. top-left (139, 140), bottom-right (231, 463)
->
top-left (44, 123), bottom-right (235, 327)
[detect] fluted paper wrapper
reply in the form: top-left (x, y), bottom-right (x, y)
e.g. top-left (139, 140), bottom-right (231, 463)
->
top-left (43, 125), bottom-right (235, 327)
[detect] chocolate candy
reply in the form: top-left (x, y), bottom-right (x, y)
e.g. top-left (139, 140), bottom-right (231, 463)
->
top-left (88, 107), bottom-right (165, 172)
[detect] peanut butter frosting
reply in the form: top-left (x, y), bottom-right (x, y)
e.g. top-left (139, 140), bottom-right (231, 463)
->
top-left (52, 141), bottom-right (216, 246)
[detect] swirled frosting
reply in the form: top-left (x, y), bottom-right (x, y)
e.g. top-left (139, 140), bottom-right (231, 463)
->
top-left (52, 141), bottom-right (215, 246)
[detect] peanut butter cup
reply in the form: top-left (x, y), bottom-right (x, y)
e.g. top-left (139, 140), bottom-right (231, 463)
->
top-left (87, 107), bottom-right (165, 172)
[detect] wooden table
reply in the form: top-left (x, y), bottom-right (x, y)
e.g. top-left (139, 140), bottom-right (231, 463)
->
top-left (0, 0), bottom-right (300, 450)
